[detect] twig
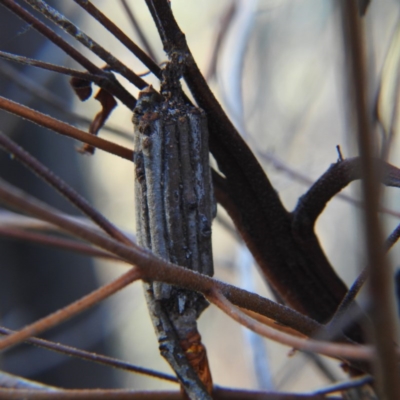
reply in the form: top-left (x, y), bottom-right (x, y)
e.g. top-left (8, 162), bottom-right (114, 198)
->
top-left (342, 2), bottom-right (400, 398)
top-left (292, 157), bottom-right (400, 237)
top-left (207, 288), bottom-right (375, 360)
top-left (0, 131), bottom-right (133, 245)
top-left (0, 96), bottom-right (133, 160)
top-left (119, 0), bottom-right (159, 63)
top-left (0, 60), bottom-right (132, 140)
top-left (325, 208), bottom-right (400, 335)
top-left (0, 387), bottom-right (333, 400)
top-left (23, 0), bottom-right (147, 89)
top-left (0, 0), bottom-right (136, 109)
top-left (0, 50), bottom-right (108, 83)
top-left (311, 375), bottom-right (372, 395)
top-left (0, 326), bottom-right (176, 383)
top-left (0, 370), bottom-right (58, 390)
top-left (0, 265), bottom-right (142, 351)
top-left (205, 2), bottom-right (236, 81)
top-left (0, 389), bottom-right (182, 399)
top-left (74, 0), bottom-right (161, 78)
top-left (261, 150), bottom-right (400, 219)
top-left (0, 226), bottom-right (122, 260)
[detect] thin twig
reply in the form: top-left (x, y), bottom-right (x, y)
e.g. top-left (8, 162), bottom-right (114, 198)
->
top-left (23, 0), bottom-right (147, 89)
top-left (0, 60), bottom-right (131, 139)
top-left (0, 0), bottom-right (136, 108)
top-left (0, 326), bottom-right (176, 383)
top-left (207, 289), bottom-right (375, 361)
top-left (0, 226), bottom-right (122, 260)
top-left (205, 2), bottom-right (236, 81)
top-left (0, 387), bottom-right (333, 400)
top-left (74, 0), bottom-right (161, 78)
top-left (0, 50), bottom-right (108, 83)
top-left (0, 131), bottom-right (133, 245)
top-left (326, 209), bottom-right (400, 333)
top-left (0, 389), bottom-right (182, 400)
top-left (343, 1), bottom-right (400, 398)
top-left (0, 370), bottom-right (58, 390)
top-left (0, 96), bottom-right (133, 160)
top-left (0, 266), bottom-right (142, 351)
top-left (119, 0), bottom-right (159, 63)
top-left (311, 375), bottom-right (372, 395)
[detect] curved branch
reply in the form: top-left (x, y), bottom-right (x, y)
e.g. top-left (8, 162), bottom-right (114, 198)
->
top-left (292, 157), bottom-right (400, 238)
top-left (207, 289), bottom-right (375, 361)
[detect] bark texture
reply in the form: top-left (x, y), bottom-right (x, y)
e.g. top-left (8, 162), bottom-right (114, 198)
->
top-left (133, 62), bottom-right (215, 399)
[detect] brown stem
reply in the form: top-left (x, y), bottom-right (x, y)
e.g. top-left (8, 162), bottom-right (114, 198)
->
top-left (0, 131), bottom-right (133, 245)
top-left (0, 388), bottom-right (332, 400)
top-left (0, 50), bottom-right (108, 83)
top-left (0, 96), bottom-right (133, 160)
top-left (119, 0), bottom-right (159, 63)
top-left (343, 1), bottom-right (400, 398)
top-left (0, 227), bottom-right (122, 260)
top-left (74, 0), bottom-right (161, 78)
top-left (207, 289), bottom-right (374, 360)
top-left (0, 266), bottom-right (142, 351)
top-left (0, 326), bottom-right (176, 382)
top-left (0, 0), bottom-right (136, 108)
top-left (292, 157), bottom-right (400, 237)
top-left (0, 59), bottom-right (131, 139)
top-left (23, 0), bottom-right (147, 90)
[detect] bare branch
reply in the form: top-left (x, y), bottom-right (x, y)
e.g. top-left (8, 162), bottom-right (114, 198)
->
top-left (0, 0), bottom-right (136, 108)
top-left (261, 150), bottom-right (400, 220)
top-left (0, 50), bottom-right (108, 82)
top-left (119, 0), bottom-right (159, 63)
top-left (74, 0), bottom-right (161, 78)
top-left (0, 265), bottom-right (142, 351)
top-left (207, 289), bottom-right (375, 361)
top-left (0, 96), bottom-right (133, 160)
top-left (0, 326), bottom-right (176, 383)
top-left (0, 226), bottom-right (122, 260)
top-left (0, 131), bottom-right (132, 245)
top-left (23, 0), bottom-right (147, 89)
top-left (0, 370), bottom-right (58, 390)
top-left (0, 387), bottom-right (334, 400)
top-left (0, 60), bottom-right (131, 140)
top-left (292, 157), bottom-right (400, 237)
top-left (342, 2), bottom-right (399, 397)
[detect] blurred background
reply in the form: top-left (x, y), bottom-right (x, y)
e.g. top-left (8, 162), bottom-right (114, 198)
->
top-left (1, 0), bottom-right (400, 394)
